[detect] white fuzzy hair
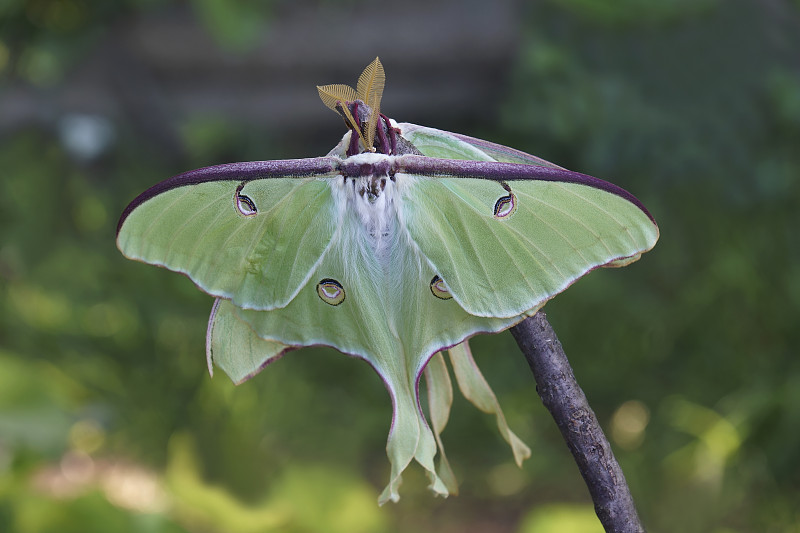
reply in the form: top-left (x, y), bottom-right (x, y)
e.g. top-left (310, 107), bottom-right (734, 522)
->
top-left (329, 161), bottom-right (427, 307)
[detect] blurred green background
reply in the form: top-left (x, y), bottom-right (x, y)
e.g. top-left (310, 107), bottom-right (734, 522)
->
top-left (1, 0), bottom-right (798, 531)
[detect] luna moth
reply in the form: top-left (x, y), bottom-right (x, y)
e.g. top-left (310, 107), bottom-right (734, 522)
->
top-left (117, 58), bottom-right (659, 503)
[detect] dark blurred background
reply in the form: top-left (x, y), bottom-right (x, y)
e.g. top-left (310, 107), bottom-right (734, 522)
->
top-left (1, 0), bottom-right (799, 531)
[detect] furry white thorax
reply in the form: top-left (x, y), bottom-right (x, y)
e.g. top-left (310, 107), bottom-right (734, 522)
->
top-left (330, 153), bottom-right (417, 264)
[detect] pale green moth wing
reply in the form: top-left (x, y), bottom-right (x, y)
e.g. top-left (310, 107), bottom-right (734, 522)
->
top-left (116, 159), bottom-right (341, 310)
top-left (398, 122), bottom-right (564, 168)
top-left (399, 123), bottom-right (648, 271)
top-left (399, 122), bottom-right (654, 284)
top-left (392, 153), bottom-right (659, 319)
top-left (206, 298), bottom-right (290, 384)
top-left (395, 123), bottom-right (496, 161)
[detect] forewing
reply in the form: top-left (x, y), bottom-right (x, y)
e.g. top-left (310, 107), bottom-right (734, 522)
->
top-left (400, 171), bottom-right (659, 318)
top-left (116, 159), bottom-right (341, 310)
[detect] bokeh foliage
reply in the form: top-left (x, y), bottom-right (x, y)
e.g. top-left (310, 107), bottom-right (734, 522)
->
top-left (1, 1), bottom-right (799, 532)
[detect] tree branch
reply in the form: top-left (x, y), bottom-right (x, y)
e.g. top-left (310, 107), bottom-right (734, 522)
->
top-left (510, 311), bottom-right (646, 533)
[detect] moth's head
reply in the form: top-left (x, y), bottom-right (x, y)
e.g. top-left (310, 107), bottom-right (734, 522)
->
top-left (331, 99), bottom-right (372, 132)
top-left (317, 57), bottom-right (386, 156)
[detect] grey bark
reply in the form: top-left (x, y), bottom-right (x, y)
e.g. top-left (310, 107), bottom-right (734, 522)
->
top-left (510, 311), bottom-right (646, 533)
